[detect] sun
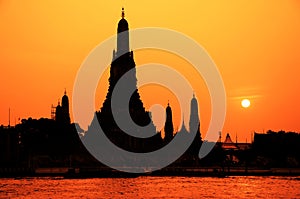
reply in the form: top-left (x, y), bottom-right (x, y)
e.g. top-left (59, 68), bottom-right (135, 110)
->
top-left (241, 99), bottom-right (251, 108)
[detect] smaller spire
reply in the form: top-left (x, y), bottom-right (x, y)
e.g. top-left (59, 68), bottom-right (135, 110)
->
top-left (64, 88), bottom-right (67, 95)
top-left (193, 92), bottom-right (195, 98)
top-left (121, 7), bottom-right (125, 18)
top-left (180, 114), bottom-right (188, 133)
top-left (167, 100), bottom-right (170, 106)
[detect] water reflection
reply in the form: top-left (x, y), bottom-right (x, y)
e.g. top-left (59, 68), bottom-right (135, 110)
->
top-left (1, 176), bottom-right (300, 198)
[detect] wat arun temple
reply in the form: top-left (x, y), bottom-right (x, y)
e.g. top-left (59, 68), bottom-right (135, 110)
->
top-left (87, 8), bottom-right (202, 155)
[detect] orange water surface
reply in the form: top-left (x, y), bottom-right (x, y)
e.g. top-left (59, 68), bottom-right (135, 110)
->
top-left (1, 176), bottom-right (300, 198)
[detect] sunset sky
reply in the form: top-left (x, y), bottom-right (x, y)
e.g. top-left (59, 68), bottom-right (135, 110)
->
top-left (1, 1), bottom-right (300, 142)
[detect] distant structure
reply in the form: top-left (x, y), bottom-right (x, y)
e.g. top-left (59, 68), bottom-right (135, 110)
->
top-left (55, 90), bottom-right (71, 125)
top-left (187, 94), bottom-right (202, 155)
top-left (176, 93), bottom-right (201, 140)
top-left (51, 104), bottom-right (56, 120)
top-left (220, 133), bottom-right (251, 151)
top-left (164, 102), bottom-right (174, 143)
top-left (222, 133), bottom-right (238, 150)
top-left (172, 94), bottom-right (202, 165)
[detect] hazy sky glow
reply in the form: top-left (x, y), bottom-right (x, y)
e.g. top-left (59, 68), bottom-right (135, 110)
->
top-left (1, 1), bottom-right (300, 142)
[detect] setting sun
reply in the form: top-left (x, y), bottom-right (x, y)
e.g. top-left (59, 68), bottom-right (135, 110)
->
top-left (241, 99), bottom-right (251, 108)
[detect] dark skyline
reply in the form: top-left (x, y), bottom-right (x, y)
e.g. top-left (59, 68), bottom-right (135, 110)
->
top-left (1, 2), bottom-right (300, 143)
top-left (1, 3), bottom-right (300, 199)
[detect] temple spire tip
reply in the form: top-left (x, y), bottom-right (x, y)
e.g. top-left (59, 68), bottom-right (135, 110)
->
top-left (121, 7), bottom-right (125, 18)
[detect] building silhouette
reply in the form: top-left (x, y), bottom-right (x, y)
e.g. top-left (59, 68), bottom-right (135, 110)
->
top-left (55, 90), bottom-right (71, 125)
top-left (222, 133), bottom-right (238, 150)
top-left (87, 8), bottom-right (161, 152)
top-left (86, 9), bottom-right (205, 156)
top-left (172, 94), bottom-right (202, 163)
top-left (164, 103), bottom-right (174, 143)
top-left (189, 93), bottom-right (199, 133)
top-left (187, 94), bottom-right (202, 156)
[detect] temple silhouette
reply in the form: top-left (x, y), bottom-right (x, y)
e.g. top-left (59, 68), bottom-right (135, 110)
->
top-left (1, 8), bottom-right (300, 177)
top-left (87, 8), bottom-right (161, 152)
top-left (54, 90), bottom-right (71, 126)
top-left (86, 8), bottom-right (201, 154)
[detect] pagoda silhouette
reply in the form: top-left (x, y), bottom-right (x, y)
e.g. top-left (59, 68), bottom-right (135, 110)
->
top-left (87, 8), bottom-right (162, 152)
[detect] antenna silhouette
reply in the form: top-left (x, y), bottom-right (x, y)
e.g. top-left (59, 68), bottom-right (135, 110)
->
top-left (8, 108), bottom-right (10, 127)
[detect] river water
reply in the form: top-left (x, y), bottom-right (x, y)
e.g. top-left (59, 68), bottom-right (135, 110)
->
top-left (1, 176), bottom-right (300, 198)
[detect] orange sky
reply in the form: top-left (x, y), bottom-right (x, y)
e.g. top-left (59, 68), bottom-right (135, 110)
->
top-left (1, 1), bottom-right (300, 142)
